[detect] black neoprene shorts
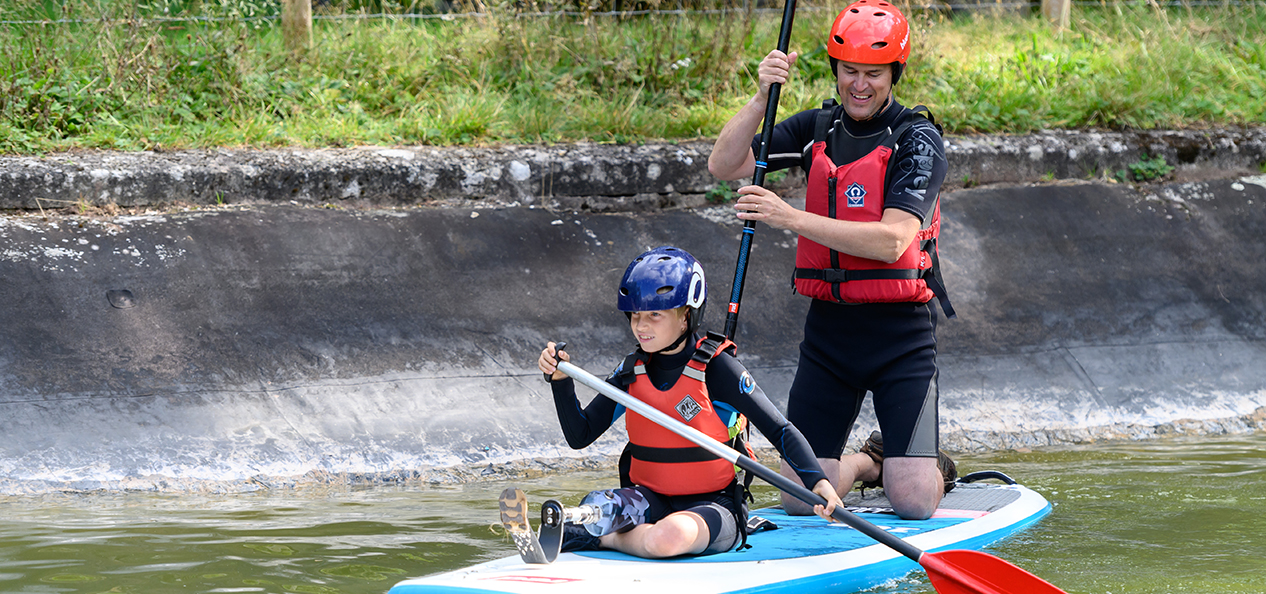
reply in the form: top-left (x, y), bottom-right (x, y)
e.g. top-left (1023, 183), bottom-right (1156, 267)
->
top-left (785, 300), bottom-right (941, 460)
top-left (631, 485), bottom-right (741, 555)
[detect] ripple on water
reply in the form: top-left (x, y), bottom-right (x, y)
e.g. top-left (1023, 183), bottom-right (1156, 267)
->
top-left (0, 433), bottom-right (1263, 594)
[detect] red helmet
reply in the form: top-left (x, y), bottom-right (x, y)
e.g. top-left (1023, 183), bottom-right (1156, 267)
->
top-left (827, 0), bottom-right (910, 66)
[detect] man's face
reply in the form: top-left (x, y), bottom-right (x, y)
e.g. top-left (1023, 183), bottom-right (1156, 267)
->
top-left (835, 60), bottom-right (894, 121)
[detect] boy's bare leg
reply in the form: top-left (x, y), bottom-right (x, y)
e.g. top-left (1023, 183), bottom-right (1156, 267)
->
top-left (599, 511), bottom-right (710, 558)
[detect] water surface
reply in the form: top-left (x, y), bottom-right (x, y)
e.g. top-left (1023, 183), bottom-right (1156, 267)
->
top-left (2, 433), bottom-right (1264, 594)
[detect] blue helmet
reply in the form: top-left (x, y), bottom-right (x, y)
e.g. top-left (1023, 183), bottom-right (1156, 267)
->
top-left (617, 246), bottom-right (707, 334)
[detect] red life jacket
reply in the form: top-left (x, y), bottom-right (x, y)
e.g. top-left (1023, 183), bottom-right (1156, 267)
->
top-left (622, 335), bottom-right (737, 496)
top-left (793, 102), bottom-right (955, 317)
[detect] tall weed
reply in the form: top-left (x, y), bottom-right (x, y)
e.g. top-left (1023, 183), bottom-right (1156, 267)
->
top-left (2, 1), bottom-right (1264, 153)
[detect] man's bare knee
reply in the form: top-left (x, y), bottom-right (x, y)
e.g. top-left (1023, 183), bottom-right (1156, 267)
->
top-left (778, 462), bottom-right (815, 515)
top-left (882, 457), bottom-right (942, 520)
top-left (885, 478), bottom-right (941, 520)
top-left (889, 495), bottom-right (937, 520)
top-left (780, 456), bottom-right (844, 516)
top-left (781, 491), bottom-right (817, 515)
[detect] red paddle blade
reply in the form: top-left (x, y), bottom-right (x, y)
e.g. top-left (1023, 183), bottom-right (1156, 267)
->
top-left (920, 549), bottom-right (1067, 594)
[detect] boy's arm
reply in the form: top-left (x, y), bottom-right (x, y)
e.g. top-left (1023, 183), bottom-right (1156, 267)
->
top-left (549, 372), bottom-right (622, 450)
top-left (705, 354), bottom-right (828, 489)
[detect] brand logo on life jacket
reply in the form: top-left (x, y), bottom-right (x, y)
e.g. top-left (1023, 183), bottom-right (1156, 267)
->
top-left (675, 396), bottom-right (703, 421)
top-left (845, 182), bottom-right (866, 207)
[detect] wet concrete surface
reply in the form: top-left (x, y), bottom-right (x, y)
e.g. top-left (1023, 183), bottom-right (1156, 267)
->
top-left (2, 137), bottom-right (1265, 494)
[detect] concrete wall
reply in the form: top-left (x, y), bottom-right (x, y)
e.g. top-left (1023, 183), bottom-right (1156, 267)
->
top-left (4, 128), bottom-right (1265, 211)
top-left (2, 138), bottom-right (1265, 493)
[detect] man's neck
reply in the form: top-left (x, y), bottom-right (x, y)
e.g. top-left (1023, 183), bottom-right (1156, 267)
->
top-left (842, 94), bottom-right (900, 137)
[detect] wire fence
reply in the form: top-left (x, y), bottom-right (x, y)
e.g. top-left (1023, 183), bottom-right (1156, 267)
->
top-left (2, 0), bottom-right (1261, 26)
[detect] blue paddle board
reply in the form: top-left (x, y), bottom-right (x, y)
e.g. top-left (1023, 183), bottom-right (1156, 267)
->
top-left (388, 478), bottom-right (1051, 594)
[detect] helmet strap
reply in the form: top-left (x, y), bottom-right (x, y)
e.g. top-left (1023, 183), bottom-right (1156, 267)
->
top-left (660, 327), bottom-right (691, 354)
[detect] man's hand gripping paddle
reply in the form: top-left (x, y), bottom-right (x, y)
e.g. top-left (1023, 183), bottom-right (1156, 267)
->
top-left (723, 0), bottom-right (798, 340)
top-left (555, 359), bottom-right (1068, 594)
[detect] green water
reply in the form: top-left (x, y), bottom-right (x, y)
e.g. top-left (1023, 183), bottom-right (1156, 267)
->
top-left (1, 433), bottom-right (1264, 594)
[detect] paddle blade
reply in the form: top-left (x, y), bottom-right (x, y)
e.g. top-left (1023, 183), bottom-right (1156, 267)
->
top-left (920, 549), bottom-right (1067, 594)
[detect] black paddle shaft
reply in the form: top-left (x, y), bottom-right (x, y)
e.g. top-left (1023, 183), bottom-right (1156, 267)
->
top-left (723, 0), bottom-right (799, 341)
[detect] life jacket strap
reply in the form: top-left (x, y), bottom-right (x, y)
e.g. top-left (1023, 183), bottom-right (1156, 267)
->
top-left (794, 263), bottom-right (957, 318)
top-left (794, 267), bottom-right (922, 283)
top-left (922, 237), bottom-right (957, 318)
top-left (615, 351), bottom-right (641, 384)
top-left (624, 443), bottom-right (720, 464)
top-left (691, 331), bottom-right (737, 368)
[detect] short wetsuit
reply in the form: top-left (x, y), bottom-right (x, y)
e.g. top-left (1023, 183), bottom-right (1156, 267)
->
top-left (786, 301), bottom-right (940, 459)
top-left (550, 334), bottom-right (827, 553)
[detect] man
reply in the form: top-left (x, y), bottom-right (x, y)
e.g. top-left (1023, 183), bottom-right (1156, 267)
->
top-left (707, 0), bottom-right (956, 520)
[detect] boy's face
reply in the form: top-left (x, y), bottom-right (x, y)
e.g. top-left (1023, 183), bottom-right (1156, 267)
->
top-left (629, 308), bottom-right (689, 354)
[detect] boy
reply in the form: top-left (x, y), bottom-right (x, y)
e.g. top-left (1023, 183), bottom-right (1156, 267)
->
top-left (537, 246), bottom-right (841, 558)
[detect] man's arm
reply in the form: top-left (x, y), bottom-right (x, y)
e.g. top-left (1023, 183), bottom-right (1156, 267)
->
top-left (734, 184), bottom-right (922, 263)
top-left (782, 204), bottom-right (922, 264)
top-left (733, 121), bottom-right (945, 262)
top-left (708, 49), bottom-right (798, 181)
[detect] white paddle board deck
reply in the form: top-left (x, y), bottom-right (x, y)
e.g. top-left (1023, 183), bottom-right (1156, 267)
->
top-left (389, 480), bottom-right (1051, 594)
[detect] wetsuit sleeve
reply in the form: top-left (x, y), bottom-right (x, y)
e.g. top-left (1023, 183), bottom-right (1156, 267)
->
top-left (704, 353), bottom-right (829, 489)
top-left (885, 120), bottom-right (948, 224)
top-left (750, 108), bottom-right (818, 174)
top-left (549, 373), bottom-right (621, 450)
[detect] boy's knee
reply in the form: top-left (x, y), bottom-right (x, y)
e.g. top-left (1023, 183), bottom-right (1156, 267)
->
top-left (642, 518), bottom-right (701, 558)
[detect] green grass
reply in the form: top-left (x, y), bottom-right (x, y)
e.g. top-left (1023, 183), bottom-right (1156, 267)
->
top-left (2, 0), bottom-right (1264, 154)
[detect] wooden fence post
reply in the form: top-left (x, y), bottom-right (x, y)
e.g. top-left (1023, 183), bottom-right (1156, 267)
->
top-left (282, 0), bottom-right (313, 54)
top-left (1042, 0), bottom-right (1070, 29)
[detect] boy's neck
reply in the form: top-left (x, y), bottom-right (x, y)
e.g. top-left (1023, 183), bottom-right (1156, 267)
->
top-left (644, 332), bottom-right (694, 360)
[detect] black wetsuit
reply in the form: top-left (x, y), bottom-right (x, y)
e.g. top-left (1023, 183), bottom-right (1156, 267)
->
top-left (753, 97), bottom-right (950, 460)
top-left (550, 335), bottom-right (828, 553)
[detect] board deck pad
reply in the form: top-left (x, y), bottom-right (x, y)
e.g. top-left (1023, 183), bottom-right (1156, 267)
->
top-left (390, 481), bottom-right (1051, 594)
top-left (844, 481), bottom-right (1022, 515)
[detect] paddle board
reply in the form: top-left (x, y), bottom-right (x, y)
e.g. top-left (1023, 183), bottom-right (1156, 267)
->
top-left (388, 474), bottom-right (1052, 594)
